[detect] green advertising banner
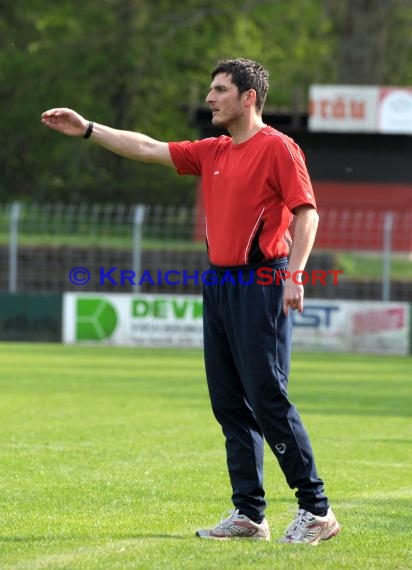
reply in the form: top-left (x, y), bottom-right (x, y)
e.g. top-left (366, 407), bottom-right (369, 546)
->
top-left (63, 293), bottom-right (203, 347)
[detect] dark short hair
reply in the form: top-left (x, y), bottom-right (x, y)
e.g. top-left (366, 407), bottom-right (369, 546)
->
top-left (211, 58), bottom-right (269, 112)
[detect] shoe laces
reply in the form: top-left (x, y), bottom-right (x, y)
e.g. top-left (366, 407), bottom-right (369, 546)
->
top-left (285, 509), bottom-right (314, 539)
top-left (218, 508), bottom-right (241, 529)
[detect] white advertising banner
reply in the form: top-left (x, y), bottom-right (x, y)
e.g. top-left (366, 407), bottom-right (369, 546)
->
top-left (63, 292), bottom-right (204, 348)
top-left (309, 85), bottom-right (412, 134)
top-left (63, 294), bottom-right (410, 355)
top-left (378, 88), bottom-right (412, 134)
top-left (292, 300), bottom-right (410, 355)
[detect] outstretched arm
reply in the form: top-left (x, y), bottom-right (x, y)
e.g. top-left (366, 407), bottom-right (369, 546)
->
top-left (41, 108), bottom-right (174, 168)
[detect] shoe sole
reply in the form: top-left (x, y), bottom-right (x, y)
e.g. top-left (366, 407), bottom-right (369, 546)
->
top-left (279, 522), bottom-right (341, 546)
top-left (317, 523), bottom-right (341, 544)
top-left (196, 531), bottom-right (270, 541)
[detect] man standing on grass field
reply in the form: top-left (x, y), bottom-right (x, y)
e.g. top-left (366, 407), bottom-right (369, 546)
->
top-left (41, 58), bottom-right (340, 545)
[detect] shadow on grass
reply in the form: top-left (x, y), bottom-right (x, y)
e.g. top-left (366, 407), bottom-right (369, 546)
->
top-left (115, 534), bottom-right (191, 540)
top-left (0, 533), bottom-right (190, 543)
top-left (0, 536), bottom-right (49, 543)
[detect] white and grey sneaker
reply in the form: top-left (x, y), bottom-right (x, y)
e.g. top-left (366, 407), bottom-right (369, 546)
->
top-left (196, 508), bottom-right (270, 540)
top-left (279, 507), bottom-right (340, 545)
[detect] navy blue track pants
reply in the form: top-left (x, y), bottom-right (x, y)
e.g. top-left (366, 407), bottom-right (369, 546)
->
top-left (202, 259), bottom-right (328, 522)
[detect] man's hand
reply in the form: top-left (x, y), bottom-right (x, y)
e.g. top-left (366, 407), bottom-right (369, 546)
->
top-left (283, 279), bottom-right (304, 316)
top-left (282, 205), bottom-right (319, 317)
top-left (41, 108), bottom-right (89, 137)
top-left (40, 109), bottom-right (174, 167)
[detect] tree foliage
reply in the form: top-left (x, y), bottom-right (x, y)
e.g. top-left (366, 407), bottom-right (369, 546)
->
top-left (1, 0), bottom-right (411, 205)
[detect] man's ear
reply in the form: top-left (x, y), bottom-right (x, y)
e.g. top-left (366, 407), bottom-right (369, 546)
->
top-left (242, 89), bottom-right (257, 108)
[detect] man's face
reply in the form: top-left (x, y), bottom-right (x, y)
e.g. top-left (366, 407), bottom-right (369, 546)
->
top-left (205, 72), bottom-right (245, 128)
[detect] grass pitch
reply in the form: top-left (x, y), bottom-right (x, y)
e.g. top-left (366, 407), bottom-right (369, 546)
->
top-left (0, 344), bottom-right (411, 569)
